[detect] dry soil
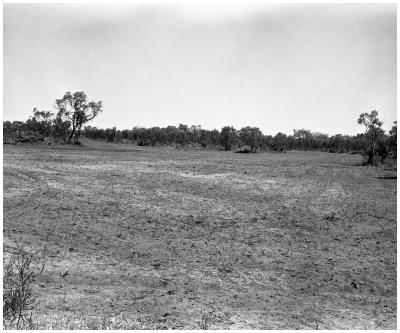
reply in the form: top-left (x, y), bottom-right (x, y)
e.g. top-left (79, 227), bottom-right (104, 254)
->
top-left (3, 141), bottom-right (397, 329)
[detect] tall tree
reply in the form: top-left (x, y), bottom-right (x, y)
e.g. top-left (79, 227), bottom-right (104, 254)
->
top-left (220, 126), bottom-right (238, 151)
top-left (273, 132), bottom-right (287, 152)
top-left (210, 129), bottom-right (220, 148)
top-left (177, 124), bottom-right (189, 147)
top-left (239, 127), bottom-right (263, 152)
top-left (357, 110), bottom-right (384, 165)
top-left (293, 129), bottom-right (312, 150)
top-left (55, 91), bottom-right (102, 144)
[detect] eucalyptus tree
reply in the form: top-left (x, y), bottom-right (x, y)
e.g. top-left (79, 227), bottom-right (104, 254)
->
top-left (55, 91), bottom-right (102, 144)
top-left (239, 127), bottom-right (263, 152)
top-left (220, 126), bottom-right (238, 151)
top-left (357, 110), bottom-right (384, 165)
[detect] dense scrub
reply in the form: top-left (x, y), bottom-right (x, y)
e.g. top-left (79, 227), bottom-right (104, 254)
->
top-left (4, 119), bottom-right (397, 159)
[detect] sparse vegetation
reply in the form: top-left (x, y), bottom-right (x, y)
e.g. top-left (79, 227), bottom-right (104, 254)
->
top-left (199, 307), bottom-right (215, 330)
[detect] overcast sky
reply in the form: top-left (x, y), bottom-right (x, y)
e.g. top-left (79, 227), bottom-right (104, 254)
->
top-left (3, 3), bottom-right (397, 135)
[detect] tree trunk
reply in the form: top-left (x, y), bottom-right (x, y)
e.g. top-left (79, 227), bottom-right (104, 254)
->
top-left (371, 135), bottom-right (375, 156)
top-left (367, 150), bottom-right (374, 165)
top-left (67, 125), bottom-right (75, 144)
top-left (74, 125), bottom-right (82, 144)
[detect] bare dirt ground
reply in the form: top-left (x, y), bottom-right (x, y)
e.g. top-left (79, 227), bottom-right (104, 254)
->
top-left (3, 140), bottom-right (397, 329)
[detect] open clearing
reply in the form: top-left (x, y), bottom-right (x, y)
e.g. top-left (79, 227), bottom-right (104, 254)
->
top-left (3, 141), bottom-right (397, 329)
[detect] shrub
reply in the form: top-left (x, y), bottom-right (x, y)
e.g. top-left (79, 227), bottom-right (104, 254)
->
top-left (73, 140), bottom-right (83, 146)
top-left (3, 249), bottom-right (37, 329)
top-left (235, 145), bottom-right (252, 153)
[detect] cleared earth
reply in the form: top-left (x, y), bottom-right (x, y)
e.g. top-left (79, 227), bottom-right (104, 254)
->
top-left (3, 141), bottom-right (397, 329)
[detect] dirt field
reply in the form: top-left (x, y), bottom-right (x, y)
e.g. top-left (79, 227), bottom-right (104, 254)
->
top-left (3, 140), bottom-right (397, 329)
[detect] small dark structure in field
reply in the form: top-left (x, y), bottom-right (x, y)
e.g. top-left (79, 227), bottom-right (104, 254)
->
top-left (235, 145), bottom-right (253, 153)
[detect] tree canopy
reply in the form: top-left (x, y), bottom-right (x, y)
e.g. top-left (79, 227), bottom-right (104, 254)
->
top-left (357, 110), bottom-right (385, 164)
top-left (55, 91), bottom-right (102, 143)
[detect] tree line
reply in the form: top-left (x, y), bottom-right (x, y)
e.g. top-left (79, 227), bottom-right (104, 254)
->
top-left (3, 91), bottom-right (397, 163)
top-left (82, 124), bottom-right (376, 153)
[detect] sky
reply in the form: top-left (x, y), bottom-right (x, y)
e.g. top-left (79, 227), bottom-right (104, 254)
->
top-left (3, 3), bottom-right (397, 135)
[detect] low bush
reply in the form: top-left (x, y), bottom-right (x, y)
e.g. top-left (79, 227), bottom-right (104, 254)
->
top-left (235, 145), bottom-right (252, 153)
top-left (3, 249), bottom-right (38, 329)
